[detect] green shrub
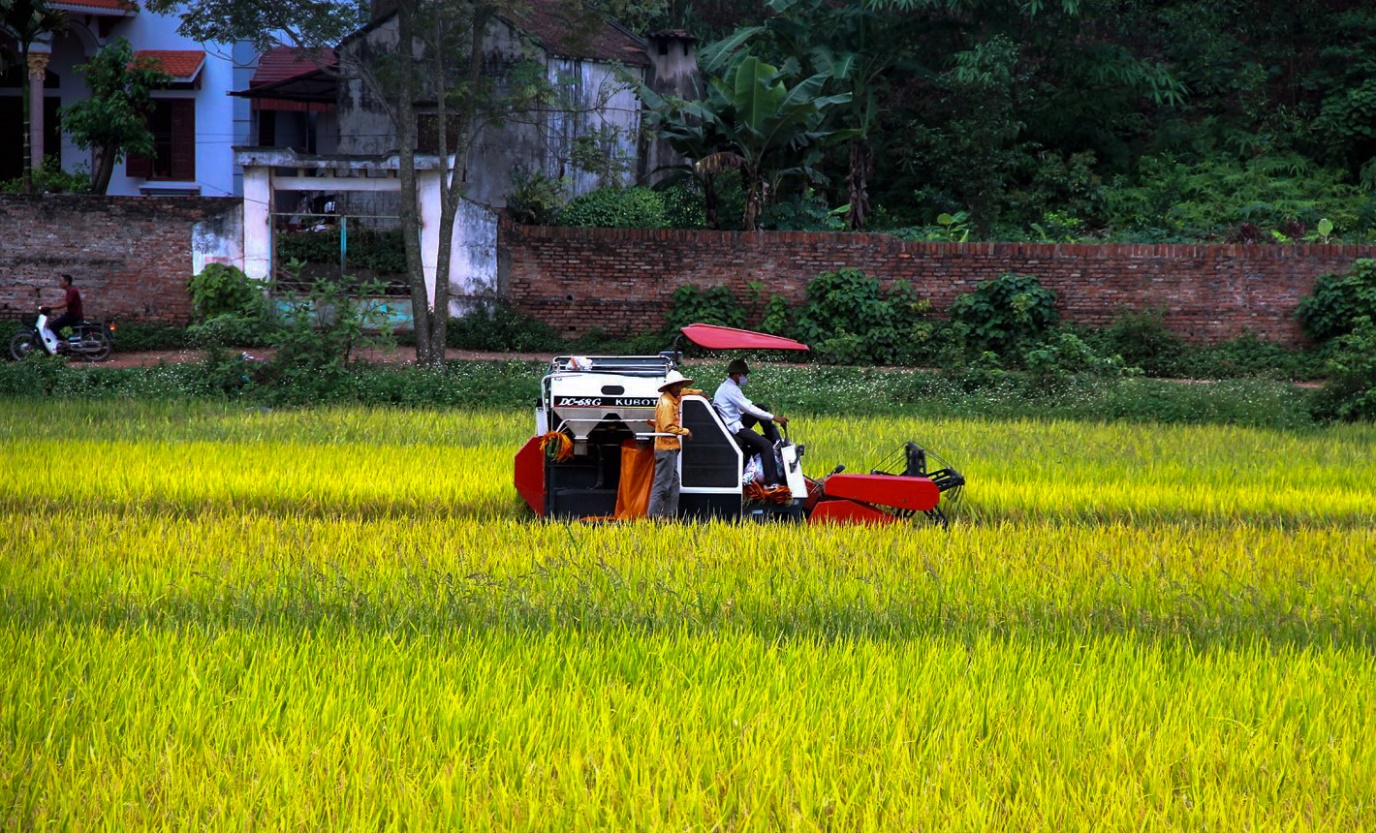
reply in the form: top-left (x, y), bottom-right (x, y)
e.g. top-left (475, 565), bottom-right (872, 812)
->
top-left (446, 301), bottom-right (563, 352)
top-left (505, 170), bottom-right (567, 225)
top-left (110, 322), bottom-right (190, 351)
top-left (1100, 309), bottom-right (1186, 377)
top-left (185, 264), bottom-right (275, 348)
top-left (0, 156), bottom-right (91, 194)
top-left (1297, 259), bottom-right (1376, 343)
top-left (659, 182), bottom-right (707, 229)
top-left (555, 187), bottom-right (669, 229)
top-left (276, 228), bottom-right (407, 276)
top-left (947, 272), bottom-right (1059, 356)
top-left (256, 273), bottom-right (393, 406)
top-left (1311, 316), bottom-right (1376, 422)
top-left (795, 270), bottom-right (935, 365)
top-left (664, 284), bottom-right (746, 331)
top-left (187, 264), bottom-right (267, 321)
top-left (758, 191), bottom-right (846, 231)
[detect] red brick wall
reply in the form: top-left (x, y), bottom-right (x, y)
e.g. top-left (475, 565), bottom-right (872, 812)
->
top-left (0, 194), bottom-right (240, 325)
top-left (499, 218), bottom-right (1376, 345)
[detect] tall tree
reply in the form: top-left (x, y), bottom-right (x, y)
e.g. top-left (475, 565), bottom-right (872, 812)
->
top-left (148, 0), bottom-right (597, 364)
top-left (59, 39), bottom-right (170, 194)
top-left (0, 0), bottom-right (65, 194)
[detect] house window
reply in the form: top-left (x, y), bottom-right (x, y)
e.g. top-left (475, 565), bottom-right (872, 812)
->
top-left (127, 98), bottom-right (196, 181)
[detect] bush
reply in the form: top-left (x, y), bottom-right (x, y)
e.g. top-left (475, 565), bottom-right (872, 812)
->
top-left (664, 284), bottom-right (746, 331)
top-left (795, 269), bottom-right (936, 365)
top-left (1099, 309), bottom-right (1186, 377)
top-left (506, 170), bottom-right (567, 225)
top-left (947, 272), bottom-right (1058, 357)
top-left (110, 322), bottom-right (190, 351)
top-left (186, 264), bottom-right (275, 348)
top-left (0, 156), bottom-right (91, 194)
top-left (255, 273), bottom-right (393, 406)
top-left (276, 228), bottom-right (407, 276)
top-left (1311, 316), bottom-right (1376, 422)
top-left (446, 301), bottom-right (563, 352)
top-left (659, 182), bottom-right (707, 229)
top-left (1298, 259), bottom-right (1376, 343)
top-left (555, 187), bottom-right (669, 229)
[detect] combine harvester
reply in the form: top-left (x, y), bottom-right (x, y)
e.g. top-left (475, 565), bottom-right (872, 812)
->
top-left (514, 324), bottom-right (965, 525)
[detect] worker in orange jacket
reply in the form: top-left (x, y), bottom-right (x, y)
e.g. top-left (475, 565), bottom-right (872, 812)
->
top-left (648, 370), bottom-right (699, 518)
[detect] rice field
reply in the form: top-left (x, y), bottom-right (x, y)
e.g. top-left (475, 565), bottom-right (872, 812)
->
top-left (3, 399), bottom-right (1375, 830)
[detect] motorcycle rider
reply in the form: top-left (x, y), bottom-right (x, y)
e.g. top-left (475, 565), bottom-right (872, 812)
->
top-left (43, 274), bottom-right (84, 342)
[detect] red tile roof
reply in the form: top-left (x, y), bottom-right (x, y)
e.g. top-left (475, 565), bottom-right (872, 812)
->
top-left (514, 0), bottom-right (649, 67)
top-left (250, 47), bottom-right (336, 87)
top-left (51, 0), bottom-right (136, 12)
top-left (132, 50), bottom-right (206, 82)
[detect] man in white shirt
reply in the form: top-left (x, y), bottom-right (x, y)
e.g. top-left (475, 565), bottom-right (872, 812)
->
top-left (713, 359), bottom-right (789, 486)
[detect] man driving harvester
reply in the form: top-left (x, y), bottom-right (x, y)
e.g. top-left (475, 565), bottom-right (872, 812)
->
top-left (713, 359), bottom-right (789, 487)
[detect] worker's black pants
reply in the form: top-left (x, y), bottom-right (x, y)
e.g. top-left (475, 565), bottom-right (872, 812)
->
top-left (734, 415), bottom-right (782, 485)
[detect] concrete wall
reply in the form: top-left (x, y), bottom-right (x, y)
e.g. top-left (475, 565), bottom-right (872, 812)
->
top-left (498, 219), bottom-right (1376, 346)
top-left (0, 194), bottom-right (242, 324)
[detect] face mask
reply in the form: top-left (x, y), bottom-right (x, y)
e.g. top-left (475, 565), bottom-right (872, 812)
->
top-left (739, 375), bottom-right (748, 386)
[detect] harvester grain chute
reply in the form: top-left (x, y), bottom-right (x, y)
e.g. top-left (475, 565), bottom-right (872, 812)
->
top-left (513, 324), bottom-right (965, 525)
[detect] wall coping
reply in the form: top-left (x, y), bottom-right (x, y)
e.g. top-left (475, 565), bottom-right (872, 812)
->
top-left (498, 217), bottom-right (1376, 261)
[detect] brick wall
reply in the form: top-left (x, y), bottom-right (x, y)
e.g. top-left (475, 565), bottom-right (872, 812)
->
top-left (0, 195), bottom-right (241, 325)
top-left (499, 218), bottom-right (1376, 345)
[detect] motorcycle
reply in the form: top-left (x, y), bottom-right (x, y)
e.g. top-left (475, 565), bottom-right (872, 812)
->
top-left (9, 308), bottom-right (115, 362)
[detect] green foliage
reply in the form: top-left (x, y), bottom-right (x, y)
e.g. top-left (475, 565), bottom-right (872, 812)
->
top-left (276, 228), bottom-right (407, 275)
top-left (186, 263), bottom-right (274, 348)
top-left (1312, 316), bottom-right (1376, 422)
top-left (1298, 259), bottom-right (1376, 343)
top-left (658, 182), bottom-right (708, 229)
top-left (57, 38), bottom-right (168, 194)
top-left (1023, 331), bottom-right (1134, 382)
top-left (794, 269), bottom-right (936, 365)
top-left (112, 322), bottom-right (190, 352)
top-left (1099, 309), bottom-right (1186, 377)
top-left (758, 191), bottom-right (847, 231)
top-left (664, 284), bottom-right (746, 330)
top-left (759, 294), bottom-right (792, 335)
top-left (947, 272), bottom-right (1059, 355)
top-left (554, 187), bottom-right (669, 229)
top-left (187, 264), bottom-right (263, 321)
top-left (0, 156), bottom-right (91, 194)
top-left (257, 269), bottom-right (393, 406)
top-left (1103, 154), bottom-right (1367, 242)
top-left (506, 169), bottom-right (567, 225)
top-left (445, 301), bottom-right (563, 352)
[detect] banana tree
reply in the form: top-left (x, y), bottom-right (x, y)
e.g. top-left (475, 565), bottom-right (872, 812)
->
top-left (641, 42), bottom-right (850, 231)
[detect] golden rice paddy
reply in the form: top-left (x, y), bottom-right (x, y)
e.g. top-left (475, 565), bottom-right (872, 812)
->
top-left (2, 400), bottom-right (1374, 829)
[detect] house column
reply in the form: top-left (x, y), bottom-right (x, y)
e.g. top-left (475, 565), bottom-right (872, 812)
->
top-left (417, 168), bottom-right (441, 306)
top-left (242, 165), bottom-right (273, 281)
top-left (28, 51), bottom-right (50, 171)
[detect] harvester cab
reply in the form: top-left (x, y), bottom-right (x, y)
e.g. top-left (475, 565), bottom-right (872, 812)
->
top-left (513, 324), bottom-right (964, 525)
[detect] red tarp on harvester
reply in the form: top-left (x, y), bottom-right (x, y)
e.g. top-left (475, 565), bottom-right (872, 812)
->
top-left (614, 439), bottom-right (656, 520)
top-left (681, 323), bottom-right (810, 352)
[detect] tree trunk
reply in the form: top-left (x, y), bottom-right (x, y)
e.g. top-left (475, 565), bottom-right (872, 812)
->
top-left (92, 145), bottom-right (117, 195)
top-left (394, 0), bottom-right (437, 364)
top-left (846, 138), bottom-right (871, 231)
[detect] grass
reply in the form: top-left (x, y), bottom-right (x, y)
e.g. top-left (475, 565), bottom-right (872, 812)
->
top-left (2, 399), bottom-right (1374, 829)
